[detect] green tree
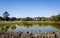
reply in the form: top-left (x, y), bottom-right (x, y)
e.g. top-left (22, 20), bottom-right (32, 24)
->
top-left (57, 14), bottom-right (60, 21)
top-left (17, 18), bottom-right (21, 21)
top-left (0, 16), bottom-right (3, 21)
top-left (25, 17), bottom-right (33, 21)
top-left (50, 14), bottom-right (60, 21)
top-left (10, 17), bottom-right (17, 21)
top-left (20, 17), bottom-right (33, 21)
top-left (3, 11), bottom-right (10, 21)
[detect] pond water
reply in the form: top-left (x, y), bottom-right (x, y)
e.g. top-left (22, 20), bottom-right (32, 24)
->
top-left (0, 24), bottom-right (60, 32)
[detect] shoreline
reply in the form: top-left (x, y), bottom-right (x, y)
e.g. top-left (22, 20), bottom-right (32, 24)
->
top-left (0, 21), bottom-right (60, 25)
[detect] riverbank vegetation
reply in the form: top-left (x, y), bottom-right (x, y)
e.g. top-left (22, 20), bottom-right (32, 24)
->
top-left (0, 11), bottom-right (60, 25)
top-left (0, 21), bottom-right (60, 26)
top-left (0, 11), bottom-right (60, 21)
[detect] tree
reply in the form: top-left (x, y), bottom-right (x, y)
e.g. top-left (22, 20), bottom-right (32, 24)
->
top-left (10, 17), bottom-right (17, 21)
top-left (17, 18), bottom-right (21, 21)
top-left (20, 17), bottom-right (33, 21)
top-left (57, 14), bottom-right (60, 21)
top-left (3, 11), bottom-right (10, 21)
top-left (50, 14), bottom-right (60, 21)
top-left (25, 17), bottom-right (33, 21)
top-left (0, 16), bottom-right (3, 21)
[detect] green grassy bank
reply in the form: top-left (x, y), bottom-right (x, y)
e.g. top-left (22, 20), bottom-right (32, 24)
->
top-left (0, 21), bottom-right (60, 25)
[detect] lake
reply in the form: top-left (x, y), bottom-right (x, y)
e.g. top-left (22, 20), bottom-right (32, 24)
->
top-left (0, 24), bottom-right (60, 32)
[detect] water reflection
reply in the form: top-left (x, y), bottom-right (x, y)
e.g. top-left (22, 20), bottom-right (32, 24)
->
top-left (11, 25), bottom-right (16, 30)
top-left (0, 24), bottom-right (60, 32)
top-left (0, 25), bottom-right (10, 32)
top-left (52, 24), bottom-right (60, 30)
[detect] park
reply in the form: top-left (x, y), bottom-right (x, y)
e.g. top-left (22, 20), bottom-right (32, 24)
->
top-left (0, 0), bottom-right (60, 38)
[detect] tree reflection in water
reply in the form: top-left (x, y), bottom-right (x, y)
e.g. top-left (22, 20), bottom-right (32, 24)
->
top-left (0, 24), bottom-right (60, 32)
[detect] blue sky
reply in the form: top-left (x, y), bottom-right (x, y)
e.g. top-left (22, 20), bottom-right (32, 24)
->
top-left (0, 0), bottom-right (60, 18)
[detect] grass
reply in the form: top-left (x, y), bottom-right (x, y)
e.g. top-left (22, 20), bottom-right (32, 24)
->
top-left (0, 21), bottom-right (60, 26)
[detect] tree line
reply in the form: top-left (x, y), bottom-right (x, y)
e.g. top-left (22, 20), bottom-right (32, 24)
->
top-left (0, 11), bottom-right (60, 21)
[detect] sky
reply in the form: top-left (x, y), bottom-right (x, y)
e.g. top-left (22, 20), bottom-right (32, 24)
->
top-left (0, 0), bottom-right (60, 18)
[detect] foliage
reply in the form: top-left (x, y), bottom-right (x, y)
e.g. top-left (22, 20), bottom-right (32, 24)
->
top-left (0, 16), bottom-right (3, 21)
top-left (20, 17), bottom-right (33, 21)
top-left (9, 17), bottom-right (17, 21)
top-left (0, 11), bottom-right (60, 21)
top-left (11, 26), bottom-right (16, 29)
top-left (50, 14), bottom-right (60, 21)
top-left (2, 11), bottom-right (10, 21)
